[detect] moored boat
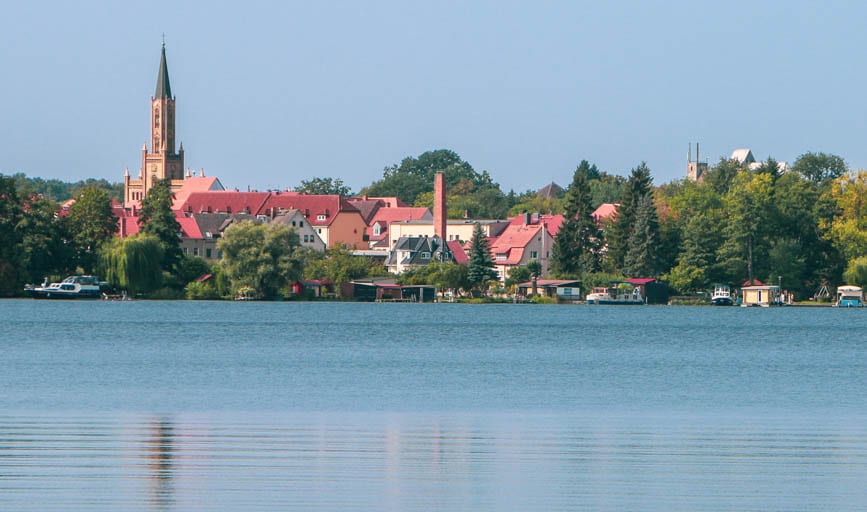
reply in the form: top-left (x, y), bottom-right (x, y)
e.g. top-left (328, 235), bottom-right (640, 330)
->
top-left (26, 276), bottom-right (106, 299)
top-left (835, 285), bottom-right (863, 307)
top-left (585, 283), bottom-right (644, 305)
top-left (711, 284), bottom-right (733, 306)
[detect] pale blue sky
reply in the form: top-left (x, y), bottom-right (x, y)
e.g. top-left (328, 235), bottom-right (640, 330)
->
top-left (2, 1), bottom-right (866, 193)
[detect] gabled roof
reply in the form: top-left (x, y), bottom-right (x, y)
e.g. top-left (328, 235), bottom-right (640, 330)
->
top-left (172, 177), bottom-right (225, 209)
top-left (626, 278), bottom-right (657, 285)
top-left (155, 43), bottom-right (172, 99)
top-left (345, 198), bottom-right (384, 224)
top-left (537, 182), bottom-right (564, 199)
top-left (117, 211), bottom-right (201, 239)
top-left (730, 149), bottom-right (756, 165)
top-left (517, 279), bottom-right (581, 288)
top-left (592, 203), bottom-right (619, 223)
top-left (386, 235), bottom-right (450, 266)
top-left (446, 240), bottom-right (468, 265)
top-left (490, 223), bottom-right (546, 265)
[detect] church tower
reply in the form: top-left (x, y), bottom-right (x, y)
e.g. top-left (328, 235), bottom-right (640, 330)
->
top-left (124, 41), bottom-right (186, 206)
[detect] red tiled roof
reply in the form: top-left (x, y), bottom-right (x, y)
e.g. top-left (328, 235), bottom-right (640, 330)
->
top-left (490, 224), bottom-right (545, 265)
top-left (261, 192), bottom-right (360, 227)
top-left (116, 211), bottom-right (201, 239)
top-left (626, 278), bottom-right (657, 285)
top-left (366, 207), bottom-right (432, 240)
top-left (742, 279), bottom-right (765, 286)
top-left (507, 213), bottom-right (564, 237)
top-left (180, 191), bottom-right (270, 216)
top-left (447, 240), bottom-right (468, 265)
top-left (592, 203), bottom-right (619, 222)
top-left (172, 177), bottom-right (224, 208)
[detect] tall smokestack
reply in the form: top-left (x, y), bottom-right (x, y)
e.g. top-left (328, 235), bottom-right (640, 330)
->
top-left (434, 172), bottom-right (447, 242)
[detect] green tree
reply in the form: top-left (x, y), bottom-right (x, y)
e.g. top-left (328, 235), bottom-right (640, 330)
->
top-left (218, 221), bottom-right (304, 299)
top-left (65, 187), bottom-right (118, 273)
top-left (361, 149), bottom-right (498, 206)
top-left (398, 261), bottom-right (470, 296)
top-left (703, 158), bottom-right (744, 196)
top-left (551, 161), bottom-right (602, 276)
top-left (0, 175), bottom-right (24, 295)
top-left (843, 256), bottom-right (867, 288)
top-left (793, 152), bottom-right (847, 184)
top-left (623, 193), bottom-right (661, 277)
top-left (823, 170), bottom-right (867, 262)
top-left (604, 162), bottom-right (653, 272)
top-left (467, 222), bottom-right (498, 295)
top-left (718, 171), bottom-right (773, 283)
top-left (99, 234), bottom-right (164, 295)
top-left (295, 177), bottom-right (352, 196)
top-left (138, 179), bottom-right (182, 272)
top-left (18, 195), bottom-right (73, 283)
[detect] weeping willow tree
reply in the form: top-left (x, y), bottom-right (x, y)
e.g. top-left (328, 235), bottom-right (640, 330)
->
top-left (100, 234), bottom-right (164, 295)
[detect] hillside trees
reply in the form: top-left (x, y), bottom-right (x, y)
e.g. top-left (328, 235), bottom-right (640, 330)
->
top-left (793, 152), bottom-right (847, 184)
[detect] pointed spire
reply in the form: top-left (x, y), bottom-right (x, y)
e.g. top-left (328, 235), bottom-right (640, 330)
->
top-left (154, 39), bottom-right (172, 99)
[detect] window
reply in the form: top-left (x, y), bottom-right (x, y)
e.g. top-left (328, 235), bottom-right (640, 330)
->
top-left (318, 228), bottom-right (322, 234)
top-left (206, 248), bottom-right (212, 258)
top-left (183, 247), bottom-right (188, 255)
top-left (373, 223), bottom-right (382, 236)
top-left (292, 221), bottom-right (296, 227)
top-left (317, 214), bottom-right (327, 221)
top-left (193, 247), bottom-right (199, 256)
top-left (530, 251), bottom-right (538, 259)
top-left (299, 221), bottom-right (304, 227)
top-left (496, 253), bottom-right (507, 261)
top-left (421, 251), bottom-right (430, 259)
top-left (217, 250), bottom-right (222, 259)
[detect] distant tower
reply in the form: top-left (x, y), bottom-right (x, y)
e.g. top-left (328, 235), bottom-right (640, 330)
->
top-left (687, 142), bottom-right (708, 182)
top-left (124, 41), bottom-right (186, 206)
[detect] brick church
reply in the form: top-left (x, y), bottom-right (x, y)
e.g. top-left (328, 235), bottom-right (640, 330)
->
top-left (123, 42), bottom-right (188, 207)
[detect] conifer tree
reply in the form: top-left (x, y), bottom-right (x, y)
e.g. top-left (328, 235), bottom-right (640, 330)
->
top-left (623, 193), bottom-right (661, 277)
top-left (605, 162), bottom-right (653, 272)
top-left (138, 179), bottom-right (182, 273)
top-left (551, 161), bottom-right (602, 276)
top-left (467, 222), bottom-right (497, 295)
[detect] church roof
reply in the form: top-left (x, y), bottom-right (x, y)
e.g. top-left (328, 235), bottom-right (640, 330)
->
top-left (155, 43), bottom-right (172, 99)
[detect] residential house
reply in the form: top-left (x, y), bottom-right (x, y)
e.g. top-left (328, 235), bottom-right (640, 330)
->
top-left (487, 213), bottom-right (562, 283)
top-left (385, 236), bottom-right (451, 274)
top-left (271, 209), bottom-right (326, 252)
top-left (366, 206), bottom-right (432, 249)
top-left (261, 192), bottom-right (367, 249)
top-left (388, 219), bottom-right (510, 249)
top-left (516, 279), bottom-right (581, 300)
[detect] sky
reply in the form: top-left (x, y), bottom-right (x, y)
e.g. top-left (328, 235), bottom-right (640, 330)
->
top-left (2, 0), bottom-right (867, 194)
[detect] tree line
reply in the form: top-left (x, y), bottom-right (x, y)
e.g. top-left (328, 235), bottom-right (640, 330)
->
top-left (4, 148), bottom-right (867, 300)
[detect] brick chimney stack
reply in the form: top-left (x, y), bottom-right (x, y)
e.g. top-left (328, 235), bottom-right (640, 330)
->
top-left (434, 172), bottom-right (447, 241)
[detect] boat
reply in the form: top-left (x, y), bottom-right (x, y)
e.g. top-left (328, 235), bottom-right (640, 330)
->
top-left (711, 284), bottom-right (734, 306)
top-left (835, 285), bottom-right (863, 307)
top-left (26, 275), bottom-right (106, 299)
top-left (585, 284), bottom-right (644, 305)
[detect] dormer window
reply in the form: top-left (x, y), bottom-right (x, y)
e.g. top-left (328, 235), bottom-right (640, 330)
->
top-left (372, 223), bottom-right (382, 236)
top-left (421, 251), bottom-right (431, 259)
top-left (496, 253), bottom-right (507, 261)
top-left (317, 214), bottom-right (327, 221)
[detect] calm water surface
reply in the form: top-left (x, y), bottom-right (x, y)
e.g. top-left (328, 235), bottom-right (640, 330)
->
top-left (1, 300), bottom-right (865, 510)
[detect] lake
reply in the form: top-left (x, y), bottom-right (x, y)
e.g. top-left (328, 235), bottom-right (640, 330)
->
top-left (1, 300), bottom-right (865, 511)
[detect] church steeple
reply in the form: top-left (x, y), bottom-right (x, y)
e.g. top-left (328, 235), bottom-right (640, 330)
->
top-left (154, 40), bottom-right (172, 99)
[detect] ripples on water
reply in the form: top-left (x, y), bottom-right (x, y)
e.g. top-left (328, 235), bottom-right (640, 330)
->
top-left (1, 301), bottom-right (866, 510)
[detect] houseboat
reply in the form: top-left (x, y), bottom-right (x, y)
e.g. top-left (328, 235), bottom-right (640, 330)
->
top-left (585, 283), bottom-right (644, 305)
top-left (835, 285), bottom-right (863, 307)
top-left (711, 284), bottom-right (734, 306)
top-left (26, 275), bottom-right (106, 299)
top-left (740, 285), bottom-right (782, 307)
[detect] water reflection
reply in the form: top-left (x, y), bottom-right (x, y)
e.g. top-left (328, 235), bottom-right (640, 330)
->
top-left (1, 414), bottom-right (864, 511)
top-left (145, 418), bottom-right (174, 511)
